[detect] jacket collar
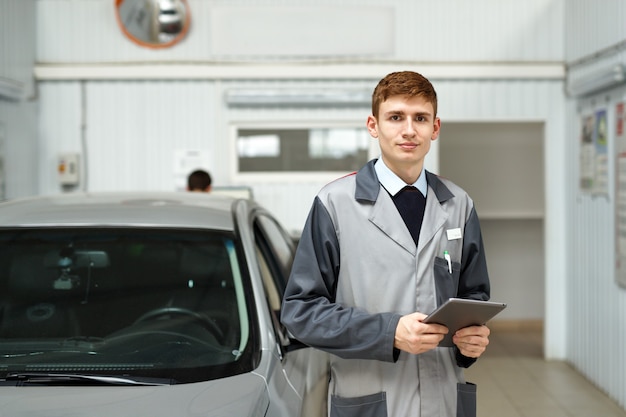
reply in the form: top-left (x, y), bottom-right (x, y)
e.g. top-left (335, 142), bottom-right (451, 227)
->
top-left (355, 159), bottom-right (454, 204)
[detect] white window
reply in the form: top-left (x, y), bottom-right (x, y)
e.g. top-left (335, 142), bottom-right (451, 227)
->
top-left (234, 125), bottom-right (375, 178)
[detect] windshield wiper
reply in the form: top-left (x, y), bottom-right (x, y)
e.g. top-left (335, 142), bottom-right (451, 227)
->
top-left (4, 373), bottom-right (172, 386)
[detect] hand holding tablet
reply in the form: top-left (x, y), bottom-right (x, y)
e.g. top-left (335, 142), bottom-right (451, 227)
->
top-left (422, 298), bottom-right (507, 347)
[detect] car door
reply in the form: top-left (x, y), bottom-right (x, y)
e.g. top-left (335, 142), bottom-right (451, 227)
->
top-left (253, 212), bottom-right (329, 417)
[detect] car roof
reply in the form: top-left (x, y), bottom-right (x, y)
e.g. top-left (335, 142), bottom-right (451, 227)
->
top-left (0, 192), bottom-right (242, 231)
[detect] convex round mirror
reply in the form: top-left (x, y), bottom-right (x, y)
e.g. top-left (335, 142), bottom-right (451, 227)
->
top-left (115, 0), bottom-right (190, 49)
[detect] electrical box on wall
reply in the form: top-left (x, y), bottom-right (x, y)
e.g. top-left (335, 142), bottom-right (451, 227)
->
top-left (58, 153), bottom-right (80, 186)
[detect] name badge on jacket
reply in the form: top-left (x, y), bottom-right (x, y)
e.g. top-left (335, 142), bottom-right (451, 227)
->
top-left (446, 228), bottom-right (462, 240)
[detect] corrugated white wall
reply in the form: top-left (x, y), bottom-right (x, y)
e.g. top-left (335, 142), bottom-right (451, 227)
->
top-left (38, 80), bottom-right (219, 193)
top-left (565, 1), bottom-right (625, 63)
top-left (36, 79), bottom-right (564, 228)
top-left (565, 0), bottom-right (626, 410)
top-left (33, 0), bottom-right (566, 226)
top-left (0, 0), bottom-right (35, 90)
top-left (0, 0), bottom-right (38, 199)
top-left (36, 0), bottom-right (563, 63)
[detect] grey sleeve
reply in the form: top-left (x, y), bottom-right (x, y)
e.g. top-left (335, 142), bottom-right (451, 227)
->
top-left (280, 197), bottom-right (400, 362)
top-left (455, 205), bottom-right (491, 368)
top-left (458, 206), bottom-right (490, 301)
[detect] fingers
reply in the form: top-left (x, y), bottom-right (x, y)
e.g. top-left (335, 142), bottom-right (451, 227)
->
top-left (453, 325), bottom-right (490, 358)
top-left (394, 316), bottom-right (493, 357)
top-left (395, 331), bottom-right (445, 354)
top-left (394, 314), bottom-right (449, 355)
top-left (455, 324), bottom-right (491, 338)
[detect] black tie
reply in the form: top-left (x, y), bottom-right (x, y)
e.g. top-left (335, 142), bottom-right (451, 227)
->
top-left (392, 186), bottom-right (426, 245)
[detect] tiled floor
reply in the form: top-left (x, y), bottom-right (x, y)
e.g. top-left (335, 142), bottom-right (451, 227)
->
top-left (464, 327), bottom-right (626, 417)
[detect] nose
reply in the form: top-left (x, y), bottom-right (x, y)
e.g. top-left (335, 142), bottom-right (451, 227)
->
top-left (403, 119), bottom-right (417, 137)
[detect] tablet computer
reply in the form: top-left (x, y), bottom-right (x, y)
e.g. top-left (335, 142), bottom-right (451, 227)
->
top-left (422, 298), bottom-right (507, 347)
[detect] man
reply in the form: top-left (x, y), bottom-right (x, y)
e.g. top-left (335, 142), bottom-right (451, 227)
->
top-left (186, 169), bottom-right (212, 192)
top-left (281, 71), bottom-right (491, 417)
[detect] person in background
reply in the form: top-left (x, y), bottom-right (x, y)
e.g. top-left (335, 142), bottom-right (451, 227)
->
top-left (187, 169), bottom-right (212, 192)
top-left (280, 71), bottom-right (491, 417)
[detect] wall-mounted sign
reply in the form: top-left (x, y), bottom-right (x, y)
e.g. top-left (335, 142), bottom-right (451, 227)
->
top-left (579, 108), bottom-right (609, 196)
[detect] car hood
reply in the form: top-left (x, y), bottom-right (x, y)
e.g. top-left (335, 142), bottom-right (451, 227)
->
top-left (0, 373), bottom-right (269, 417)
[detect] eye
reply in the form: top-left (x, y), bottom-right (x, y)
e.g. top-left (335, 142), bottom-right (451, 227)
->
top-left (390, 115), bottom-right (402, 121)
top-left (416, 115), bottom-right (426, 122)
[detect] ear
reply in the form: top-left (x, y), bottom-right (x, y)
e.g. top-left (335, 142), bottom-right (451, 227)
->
top-left (366, 115), bottom-right (379, 138)
top-left (431, 117), bottom-right (441, 141)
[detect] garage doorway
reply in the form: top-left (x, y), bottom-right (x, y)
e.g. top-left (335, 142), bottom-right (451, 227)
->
top-left (438, 122), bottom-right (545, 337)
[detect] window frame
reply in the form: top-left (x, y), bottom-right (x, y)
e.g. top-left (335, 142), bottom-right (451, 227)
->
top-left (229, 120), bottom-right (380, 184)
top-left (251, 210), bottom-right (297, 354)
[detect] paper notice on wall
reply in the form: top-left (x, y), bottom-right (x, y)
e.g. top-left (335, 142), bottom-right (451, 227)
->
top-left (579, 110), bottom-right (609, 195)
top-left (580, 114), bottom-right (595, 191)
top-left (593, 109), bottom-right (609, 195)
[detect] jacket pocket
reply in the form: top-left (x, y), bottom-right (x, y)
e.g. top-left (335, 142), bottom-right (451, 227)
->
top-left (330, 392), bottom-right (388, 417)
top-left (456, 382), bottom-right (476, 417)
top-left (434, 256), bottom-right (461, 305)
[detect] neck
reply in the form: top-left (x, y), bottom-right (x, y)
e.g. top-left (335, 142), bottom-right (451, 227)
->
top-left (391, 163), bottom-right (424, 185)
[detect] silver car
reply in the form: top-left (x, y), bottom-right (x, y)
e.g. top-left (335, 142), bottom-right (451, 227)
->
top-left (0, 192), bottom-right (328, 416)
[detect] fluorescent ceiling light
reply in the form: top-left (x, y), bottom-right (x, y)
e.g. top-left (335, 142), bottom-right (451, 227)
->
top-left (568, 64), bottom-right (626, 97)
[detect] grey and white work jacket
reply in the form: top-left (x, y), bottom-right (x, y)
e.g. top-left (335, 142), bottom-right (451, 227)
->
top-left (281, 159), bottom-right (490, 417)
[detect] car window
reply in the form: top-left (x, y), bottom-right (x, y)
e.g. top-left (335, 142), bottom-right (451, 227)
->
top-left (0, 227), bottom-right (256, 384)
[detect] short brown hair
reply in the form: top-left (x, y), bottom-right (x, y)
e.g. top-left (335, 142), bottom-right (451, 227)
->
top-left (371, 71), bottom-right (438, 118)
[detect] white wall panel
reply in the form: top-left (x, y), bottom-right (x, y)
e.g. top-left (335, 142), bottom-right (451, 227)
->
top-left (398, 0), bottom-right (563, 62)
top-left (38, 81), bottom-right (219, 194)
top-left (565, 0), bottom-right (625, 63)
top-left (564, 90), bottom-right (626, 410)
top-left (0, 99), bottom-right (39, 198)
top-left (37, 82), bottom-right (82, 194)
top-left (87, 81), bottom-right (219, 192)
top-left (36, 0), bottom-right (564, 63)
top-left (564, 0), bottom-right (626, 410)
top-left (0, 0), bottom-right (38, 198)
top-left (210, 5), bottom-right (395, 58)
top-left (1, 0), bottom-right (35, 93)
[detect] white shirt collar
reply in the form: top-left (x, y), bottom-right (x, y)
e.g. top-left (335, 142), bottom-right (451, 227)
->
top-left (374, 157), bottom-right (427, 197)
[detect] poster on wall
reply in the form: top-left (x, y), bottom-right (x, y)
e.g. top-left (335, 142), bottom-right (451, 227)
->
top-left (615, 102), bottom-right (626, 288)
top-left (593, 109), bottom-right (609, 195)
top-left (580, 110), bottom-right (610, 195)
top-left (579, 113), bottom-right (595, 191)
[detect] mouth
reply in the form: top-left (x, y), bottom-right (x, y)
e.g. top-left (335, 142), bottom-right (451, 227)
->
top-left (398, 142), bottom-right (418, 150)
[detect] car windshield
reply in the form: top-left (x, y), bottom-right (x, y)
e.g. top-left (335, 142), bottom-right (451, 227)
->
top-left (0, 227), bottom-right (256, 384)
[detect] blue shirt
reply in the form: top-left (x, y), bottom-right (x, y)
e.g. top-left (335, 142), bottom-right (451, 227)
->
top-left (374, 157), bottom-right (427, 198)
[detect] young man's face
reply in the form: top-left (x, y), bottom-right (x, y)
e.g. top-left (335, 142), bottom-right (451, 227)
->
top-left (366, 95), bottom-right (440, 178)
